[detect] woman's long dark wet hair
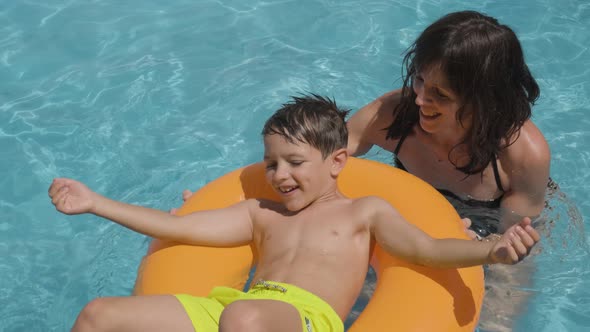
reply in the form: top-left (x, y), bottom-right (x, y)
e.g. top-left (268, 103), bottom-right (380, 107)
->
top-left (386, 11), bottom-right (540, 174)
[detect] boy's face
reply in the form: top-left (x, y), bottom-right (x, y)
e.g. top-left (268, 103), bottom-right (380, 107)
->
top-left (263, 133), bottom-right (337, 212)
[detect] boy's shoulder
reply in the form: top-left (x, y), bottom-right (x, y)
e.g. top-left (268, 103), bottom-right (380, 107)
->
top-left (352, 195), bottom-right (390, 205)
top-left (350, 195), bottom-right (397, 217)
top-left (335, 196), bottom-right (400, 230)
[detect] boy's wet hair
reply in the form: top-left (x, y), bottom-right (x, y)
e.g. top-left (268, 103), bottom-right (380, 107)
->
top-left (262, 94), bottom-right (349, 159)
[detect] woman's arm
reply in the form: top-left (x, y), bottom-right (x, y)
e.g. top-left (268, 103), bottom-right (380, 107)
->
top-left (346, 90), bottom-right (400, 156)
top-left (499, 121), bottom-right (551, 229)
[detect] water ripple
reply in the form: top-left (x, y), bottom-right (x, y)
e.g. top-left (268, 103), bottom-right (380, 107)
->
top-left (1, 1), bottom-right (589, 331)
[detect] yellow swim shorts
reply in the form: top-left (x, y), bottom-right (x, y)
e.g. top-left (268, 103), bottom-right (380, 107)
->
top-left (175, 280), bottom-right (343, 332)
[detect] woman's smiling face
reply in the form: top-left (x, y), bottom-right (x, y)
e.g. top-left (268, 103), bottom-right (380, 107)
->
top-left (412, 65), bottom-right (470, 135)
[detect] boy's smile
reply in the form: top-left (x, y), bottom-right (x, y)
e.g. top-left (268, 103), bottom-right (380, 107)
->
top-left (263, 133), bottom-right (339, 212)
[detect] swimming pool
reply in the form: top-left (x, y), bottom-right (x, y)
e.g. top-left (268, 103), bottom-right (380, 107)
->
top-left (1, 0), bottom-right (588, 331)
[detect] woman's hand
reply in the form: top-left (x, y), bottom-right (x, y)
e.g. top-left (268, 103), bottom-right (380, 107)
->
top-left (461, 218), bottom-right (481, 240)
top-left (169, 189), bottom-right (194, 215)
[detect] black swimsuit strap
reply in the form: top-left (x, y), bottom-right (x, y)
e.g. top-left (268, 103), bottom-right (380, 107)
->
top-left (393, 131), bottom-right (409, 155)
top-left (393, 131), bottom-right (409, 171)
top-left (395, 131), bottom-right (505, 193)
top-left (491, 155), bottom-right (505, 192)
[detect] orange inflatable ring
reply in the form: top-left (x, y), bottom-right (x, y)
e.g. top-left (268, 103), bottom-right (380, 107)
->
top-left (134, 157), bottom-right (484, 331)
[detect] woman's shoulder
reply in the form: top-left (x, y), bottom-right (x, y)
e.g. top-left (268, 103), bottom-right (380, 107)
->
top-left (496, 122), bottom-right (550, 216)
top-left (502, 120), bottom-right (550, 166)
top-left (374, 89), bottom-right (403, 110)
top-left (499, 120), bottom-right (551, 188)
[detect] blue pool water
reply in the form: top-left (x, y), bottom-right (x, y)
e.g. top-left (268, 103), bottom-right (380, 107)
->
top-left (1, 0), bottom-right (589, 331)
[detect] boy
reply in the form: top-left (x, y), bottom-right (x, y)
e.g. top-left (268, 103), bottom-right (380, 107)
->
top-left (49, 94), bottom-right (539, 332)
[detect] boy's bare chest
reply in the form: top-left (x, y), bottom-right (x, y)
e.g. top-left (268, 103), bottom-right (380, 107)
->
top-left (253, 205), bottom-right (368, 258)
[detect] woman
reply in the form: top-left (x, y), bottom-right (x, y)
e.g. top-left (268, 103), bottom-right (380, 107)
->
top-left (346, 11), bottom-right (551, 330)
top-left (347, 10), bottom-right (550, 238)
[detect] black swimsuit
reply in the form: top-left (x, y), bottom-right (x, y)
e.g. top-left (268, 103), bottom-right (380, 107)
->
top-left (393, 132), bottom-right (504, 236)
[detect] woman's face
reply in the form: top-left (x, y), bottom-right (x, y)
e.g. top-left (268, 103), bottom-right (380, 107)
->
top-left (412, 65), bottom-right (469, 135)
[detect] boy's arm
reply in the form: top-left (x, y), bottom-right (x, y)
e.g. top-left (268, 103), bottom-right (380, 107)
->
top-left (368, 197), bottom-right (540, 268)
top-left (49, 178), bottom-right (253, 247)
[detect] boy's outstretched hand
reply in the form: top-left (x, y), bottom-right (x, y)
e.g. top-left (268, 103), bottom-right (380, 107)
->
top-left (489, 217), bottom-right (540, 264)
top-left (49, 178), bottom-right (97, 215)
